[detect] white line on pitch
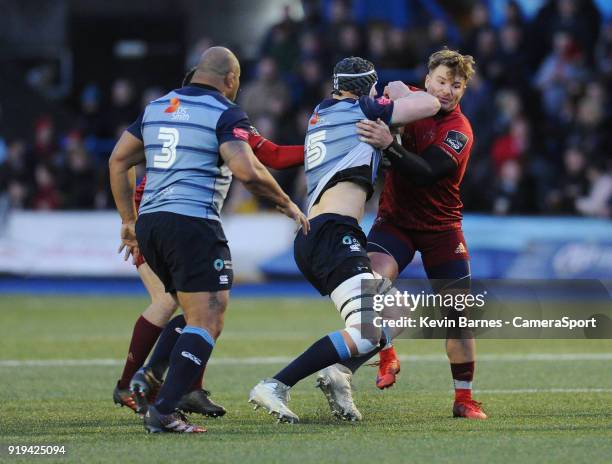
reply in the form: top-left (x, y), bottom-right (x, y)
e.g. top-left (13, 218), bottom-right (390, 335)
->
top-left (473, 388), bottom-right (612, 394)
top-left (1, 352), bottom-right (612, 367)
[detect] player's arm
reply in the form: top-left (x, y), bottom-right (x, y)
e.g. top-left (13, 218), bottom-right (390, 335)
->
top-left (357, 119), bottom-right (455, 186)
top-left (247, 127), bottom-right (303, 169)
top-left (109, 130), bottom-right (145, 249)
top-left (220, 140), bottom-right (309, 233)
top-left (387, 81), bottom-right (441, 126)
top-left (360, 83), bottom-right (440, 128)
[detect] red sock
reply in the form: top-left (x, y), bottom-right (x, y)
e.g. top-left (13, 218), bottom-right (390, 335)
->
top-left (118, 316), bottom-right (163, 389)
top-left (190, 367), bottom-right (205, 391)
top-left (450, 361), bottom-right (475, 402)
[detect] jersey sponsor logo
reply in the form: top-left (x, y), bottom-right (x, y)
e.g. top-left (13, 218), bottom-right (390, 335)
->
top-left (219, 275), bottom-right (229, 285)
top-left (443, 130), bottom-right (469, 154)
top-left (233, 127), bottom-right (249, 141)
top-left (309, 112), bottom-right (319, 125)
top-left (164, 97), bottom-right (181, 113)
top-left (171, 105), bottom-right (190, 121)
top-left (181, 351), bottom-right (202, 366)
top-left (455, 243), bottom-right (467, 254)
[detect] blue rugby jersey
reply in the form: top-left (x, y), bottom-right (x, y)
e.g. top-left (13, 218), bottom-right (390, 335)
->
top-left (127, 83), bottom-right (252, 221)
top-left (304, 96), bottom-right (394, 212)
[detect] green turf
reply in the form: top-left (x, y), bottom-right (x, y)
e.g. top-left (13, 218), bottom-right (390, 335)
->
top-left (1, 295), bottom-right (611, 463)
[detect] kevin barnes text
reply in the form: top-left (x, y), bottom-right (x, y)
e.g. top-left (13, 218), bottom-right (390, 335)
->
top-left (373, 316), bottom-right (599, 330)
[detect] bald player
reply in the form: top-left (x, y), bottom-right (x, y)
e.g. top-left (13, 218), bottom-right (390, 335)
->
top-left (109, 47), bottom-right (308, 433)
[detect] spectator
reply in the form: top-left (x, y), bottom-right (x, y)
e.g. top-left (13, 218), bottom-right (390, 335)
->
top-left (3, 139), bottom-right (33, 209)
top-left (534, 31), bottom-right (588, 119)
top-left (492, 159), bottom-right (535, 215)
top-left (491, 116), bottom-right (530, 173)
top-left (576, 161), bottom-right (612, 217)
top-left (32, 164), bottom-right (60, 210)
top-left (105, 78), bottom-right (139, 137)
top-left (32, 116), bottom-right (58, 162)
top-left (547, 146), bottom-right (591, 213)
top-left (60, 136), bottom-right (96, 209)
top-left (463, 3), bottom-right (492, 56)
top-left (239, 56), bottom-right (290, 121)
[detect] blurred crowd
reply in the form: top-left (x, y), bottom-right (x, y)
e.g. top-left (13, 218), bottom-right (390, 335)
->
top-left (1, 0), bottom-right (611, 217)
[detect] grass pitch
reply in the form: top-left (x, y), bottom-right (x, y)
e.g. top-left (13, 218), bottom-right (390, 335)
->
top-left (1, 295), bottom-right (611, 463)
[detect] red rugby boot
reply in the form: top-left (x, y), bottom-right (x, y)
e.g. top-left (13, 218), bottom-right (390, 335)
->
top-left (453, 399), bottom-right (488, 419)
top-left (376, 346), bottom-right (401, 389)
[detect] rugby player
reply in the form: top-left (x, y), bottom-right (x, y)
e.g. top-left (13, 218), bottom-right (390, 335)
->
top-left (248, 56), bottom-right (441, 423)
top-left (113, 69), bottom-right (304, 418)
top-left (327, 49), bottom-right (487, 420)
top-left (109, 46), bottom-right (308, 433)
top-left (114, 108), bottom-right (302, 416)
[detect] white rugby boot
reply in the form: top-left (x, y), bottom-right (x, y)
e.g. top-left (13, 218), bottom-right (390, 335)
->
top-left (248, 378), bottom-right (299, 424)
top-left (316, 364), bottom-right (362, 421)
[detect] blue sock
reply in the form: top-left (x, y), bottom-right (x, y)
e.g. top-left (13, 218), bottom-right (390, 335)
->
top-left (340, 347), bottom-right (381, 373)
top-left (154, 326), bottom-right (214, 414)
top-left (273, 331), bottom-right (351, 387)
top-left (147, 314), bottom-right (186, 380)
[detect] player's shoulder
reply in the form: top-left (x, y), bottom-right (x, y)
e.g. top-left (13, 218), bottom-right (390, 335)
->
top-left (441, 107), bottom-right (473, 136)
top-left (358, 95), bottom-right (393, 107)
top-left (358, 95), bottom-right (394, 123)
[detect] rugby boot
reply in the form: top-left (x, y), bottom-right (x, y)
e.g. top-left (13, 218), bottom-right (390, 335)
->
top-left (316, 365), bottom-right (362, 421)
top-left (376, 346), bottom-right (401, 389)
top-left (248, 379), bottom-right (299, 423)
top-left (178, 389), bottom-right (226, 417)
top-left (113, 381), bottom-right (139, 414)
top-left (144, 405), bottom-right (206, 433)
top-left (453, 399), bottom-right (488, 419)
top-left (130, 367), bottom-right (163, 414)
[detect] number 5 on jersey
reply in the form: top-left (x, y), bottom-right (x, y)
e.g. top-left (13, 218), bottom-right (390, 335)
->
top-left (305, 130), bottom-right (326, 169)
top-left (154, 127), bottom-right (179, 169)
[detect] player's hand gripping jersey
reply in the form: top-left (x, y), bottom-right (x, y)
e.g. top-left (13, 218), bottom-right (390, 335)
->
top-left (304, 95), bottom-right (393, 212)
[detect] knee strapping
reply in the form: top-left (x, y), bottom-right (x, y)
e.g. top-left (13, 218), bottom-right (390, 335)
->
top-left (344, 327), bottom-right (378, 355)
top-left (331, 273), bottom-right (387, 354)
top-left (331, 273), bottom-right (376, 321)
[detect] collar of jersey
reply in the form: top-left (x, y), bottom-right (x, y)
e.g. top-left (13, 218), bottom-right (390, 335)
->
top-left (177, 83), bottom-right (221, 95)
top-left (319, 97), bottom-right (357, 110)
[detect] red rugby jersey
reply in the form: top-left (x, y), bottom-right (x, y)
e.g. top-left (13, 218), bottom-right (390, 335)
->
top-left (377, 101), bottom-right (473, 231)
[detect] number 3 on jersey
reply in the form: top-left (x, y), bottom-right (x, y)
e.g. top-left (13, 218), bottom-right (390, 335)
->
top-left (305, 130), bottom-right (326, 169)
top-left (154, 127), bottom-right (179, 168)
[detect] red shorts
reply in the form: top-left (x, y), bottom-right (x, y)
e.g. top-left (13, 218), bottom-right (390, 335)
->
top-left (366, 218), bottom-right (469, 276)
